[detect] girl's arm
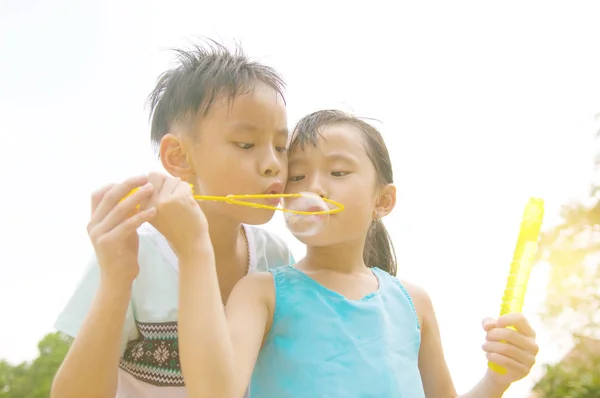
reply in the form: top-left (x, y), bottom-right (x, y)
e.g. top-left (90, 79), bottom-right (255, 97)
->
top-left (403, 282), bottom-right (458, 398)
top-left (406, 282), bottom-right (536, 398)
top-left (178, 244), bottom-right (274, 398)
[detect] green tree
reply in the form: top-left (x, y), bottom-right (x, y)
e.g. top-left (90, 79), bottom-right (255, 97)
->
top-left (0, 332), bottom-right (71, 398)
top-left (535, 200), bottom-right (600, 335)
top-left (531, 114), bottom-right (600, 397)
top-left (532, 336), bottom-right (600, 398)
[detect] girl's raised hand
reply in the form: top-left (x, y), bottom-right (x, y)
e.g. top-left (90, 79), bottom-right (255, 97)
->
top-left (481, 313), bottom-right (539, 389)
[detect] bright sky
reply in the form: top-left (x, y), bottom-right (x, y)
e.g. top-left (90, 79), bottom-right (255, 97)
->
top-left (1, 1), bottom-right (600, 396)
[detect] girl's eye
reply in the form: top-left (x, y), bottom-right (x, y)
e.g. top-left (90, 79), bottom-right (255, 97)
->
top-left (288, 175), bottom-right (305, 182)
top-left (236, 143), bottom-right (255, 149)
top-left (275, 146), bottom-right (287, 153)
top-left (331, 171), bottom-right (349, 177)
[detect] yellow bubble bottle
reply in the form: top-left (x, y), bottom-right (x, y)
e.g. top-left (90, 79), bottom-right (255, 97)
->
top-left (488, 198), bottom-right (544, 375)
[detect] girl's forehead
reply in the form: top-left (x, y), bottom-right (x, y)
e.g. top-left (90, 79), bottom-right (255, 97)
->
top-left (289, 124), bottom-right (367, 161)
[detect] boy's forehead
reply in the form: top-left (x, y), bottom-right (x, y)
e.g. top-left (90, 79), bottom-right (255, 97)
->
top-left (196, 84), bottom-right (287, 133)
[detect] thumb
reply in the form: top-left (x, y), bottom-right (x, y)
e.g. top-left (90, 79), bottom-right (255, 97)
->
top-left (482, 317), bottom-right (496, 332)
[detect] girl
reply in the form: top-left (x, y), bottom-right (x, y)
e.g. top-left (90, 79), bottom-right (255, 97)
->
top-left (178, 110), bottom-right (539, 398)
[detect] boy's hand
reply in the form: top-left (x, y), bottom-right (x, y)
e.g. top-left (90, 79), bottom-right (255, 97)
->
top-left (144, 172), bottom-right (210, 259)
top-left (481, 313), bottom-right (539, 390)
top-left (87, 175), bottom-right (157, 284)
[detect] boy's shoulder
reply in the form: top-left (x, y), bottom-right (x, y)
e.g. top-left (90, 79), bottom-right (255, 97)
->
top-left (244, 225), bottom-right (295, 271)
top-left (137, 223), bottom-right (294, 271)
top-left (136, 222), bottom-right (177, 269)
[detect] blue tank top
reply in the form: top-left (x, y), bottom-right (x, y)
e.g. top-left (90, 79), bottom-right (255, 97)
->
top-left (249, 266), bottom-right (425, 398)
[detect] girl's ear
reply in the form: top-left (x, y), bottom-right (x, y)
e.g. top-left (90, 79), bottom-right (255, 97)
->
top-left (373, 184), bottom-right (396, 219)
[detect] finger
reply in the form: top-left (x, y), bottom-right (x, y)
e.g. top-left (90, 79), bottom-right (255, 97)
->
top-left (146, 172), bottom-right (168, 206)
top-left (89, 183), bottom-right (154, 239)
top-left (162, 176), bottom-right (181, 197)
top-left (497, 313), bottom-right (536, 338)
top-left (101, 207), bottom-right (157, 243)
top-left (91, 183), bottom-right (116, 214)
top-left (175, 180), bottom-right (194, 197)
top-left (482, 317), bottom-right (496, 332)
top-left (486, 328), bottom-right (539, 354)
top-left (482, 341), bottom-right (535, 369)
top-left (148, 172), bottom-right (167, 192)
top-left (485, 352), bottom-right (531, 376)
top-left (90, 175), bottom-right (149, 226)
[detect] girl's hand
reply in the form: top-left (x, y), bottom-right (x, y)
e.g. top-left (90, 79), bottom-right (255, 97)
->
top-left (481, 313), bottom-right (539, 390)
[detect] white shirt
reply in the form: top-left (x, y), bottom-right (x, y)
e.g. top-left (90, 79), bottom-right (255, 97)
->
top-left (55, 223), bottom-right (294, 398)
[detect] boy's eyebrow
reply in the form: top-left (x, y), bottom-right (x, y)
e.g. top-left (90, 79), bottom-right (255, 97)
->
top-left (230, 121), bottom-right (289, 137)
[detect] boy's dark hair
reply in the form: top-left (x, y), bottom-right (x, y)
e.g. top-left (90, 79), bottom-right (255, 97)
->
top-left (147, 39), bottom-right (286, 148)
top-left (289, 110), bottom-right (397, 276)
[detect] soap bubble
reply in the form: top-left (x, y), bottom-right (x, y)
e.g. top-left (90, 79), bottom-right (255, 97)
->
top-left (283, 192), bottom-right (330, 237)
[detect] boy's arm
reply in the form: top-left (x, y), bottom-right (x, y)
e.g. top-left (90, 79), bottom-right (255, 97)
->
top-left (178, 244), bottom-right (272, 398)
top-left (51, 259), bottom-right (136, 398)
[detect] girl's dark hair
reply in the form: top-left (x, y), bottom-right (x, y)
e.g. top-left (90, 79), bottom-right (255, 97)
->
top-left (289, 110), bottom-right (397, 276)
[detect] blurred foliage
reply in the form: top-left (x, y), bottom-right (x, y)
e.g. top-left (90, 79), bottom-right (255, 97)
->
top-left (531, 114), bottom-right (600, 397)
top-left (533, 335), bottom-right (600, 398)
top-left (0, 332), bottom-right (71, 398)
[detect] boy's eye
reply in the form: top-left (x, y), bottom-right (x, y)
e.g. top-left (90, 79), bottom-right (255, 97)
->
top-left (236, 143), bottom-right (254, 149)
top-left (275, 146), bottom-right (287, 153)
top-left (331, 171), bottom-right (349, 177)
top-left (288, 175), bottom-right (305, 182)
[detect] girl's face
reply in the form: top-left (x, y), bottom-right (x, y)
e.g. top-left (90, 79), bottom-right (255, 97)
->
top-left (286, 123), bottom-right (383, 247)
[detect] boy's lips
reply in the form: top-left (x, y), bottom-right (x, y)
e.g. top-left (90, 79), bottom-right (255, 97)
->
top-left (265, 197), bottom-right (281, 206)
top-left (264, 181), bottom-right (283, 206)
top-left (265, 181), bottom-right (284, 195)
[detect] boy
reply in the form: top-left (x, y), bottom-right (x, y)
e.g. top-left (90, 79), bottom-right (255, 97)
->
top-left (51, 39), bottom-right (294, 398)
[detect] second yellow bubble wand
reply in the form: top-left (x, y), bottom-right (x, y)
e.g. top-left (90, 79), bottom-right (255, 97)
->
top-left (488, 197), bottom-right (544, 375)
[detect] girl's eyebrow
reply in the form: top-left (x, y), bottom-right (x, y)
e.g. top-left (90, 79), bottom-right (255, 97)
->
top-left (287, 157), bottom-right (307, 167)
top-left (288, 153), bottom-right (359, 168)
top-left (325, 153), bottom-right (359, 164)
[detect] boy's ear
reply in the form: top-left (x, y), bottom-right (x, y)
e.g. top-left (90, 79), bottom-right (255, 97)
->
top-left (373, 184), bottom-right (396, 219)
top-left (159, 133), bottom-right (193, 179)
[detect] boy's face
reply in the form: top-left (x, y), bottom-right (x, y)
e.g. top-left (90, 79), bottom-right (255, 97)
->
top-left (177, 83), bottom-right (288, 225)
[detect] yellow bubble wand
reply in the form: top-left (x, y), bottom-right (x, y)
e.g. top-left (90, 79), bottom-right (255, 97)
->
top-left (488, 197), bottom-right (544, 375)
top-left (125, 184), bottom-right (344, 216)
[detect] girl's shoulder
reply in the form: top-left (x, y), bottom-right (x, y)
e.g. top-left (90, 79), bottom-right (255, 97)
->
top-left (230, 271), bottom-right (277, 313)
top-left (396, 279), bottom-right (434, 331)
top-left (372, 269), bottom-right (432, 327)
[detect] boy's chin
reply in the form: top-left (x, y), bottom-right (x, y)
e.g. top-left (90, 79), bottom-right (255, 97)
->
top-left (237, 209), bottom-right (277, 226)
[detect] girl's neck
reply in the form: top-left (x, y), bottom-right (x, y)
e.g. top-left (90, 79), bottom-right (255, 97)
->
top-left (302, 239), bottom-right (369, 274)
